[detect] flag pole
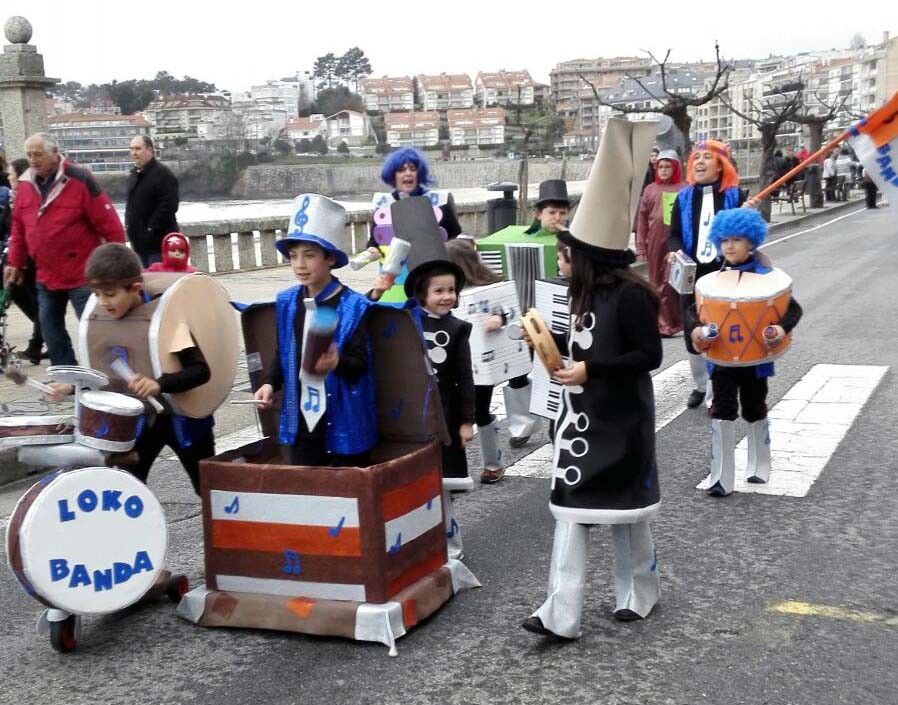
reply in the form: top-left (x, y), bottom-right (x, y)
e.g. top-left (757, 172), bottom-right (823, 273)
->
top-left (751, 130), bottom-right (851, 203)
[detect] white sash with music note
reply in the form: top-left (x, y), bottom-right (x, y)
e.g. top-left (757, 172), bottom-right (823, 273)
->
top-left (299, 298), bottom-right (327, 432)
top-left (695, 186), bottom-right (718, 264)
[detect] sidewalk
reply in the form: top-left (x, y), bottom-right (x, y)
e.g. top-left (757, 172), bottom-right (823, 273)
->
top-left (0, 194), bottom-right (867, 484)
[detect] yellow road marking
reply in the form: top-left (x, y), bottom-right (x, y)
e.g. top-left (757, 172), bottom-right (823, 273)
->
top-left (769, 600), bottom-right (898, 626)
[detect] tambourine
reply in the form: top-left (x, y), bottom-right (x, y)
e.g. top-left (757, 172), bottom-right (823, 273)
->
top-left (519, 309), bottom-right (563, 373)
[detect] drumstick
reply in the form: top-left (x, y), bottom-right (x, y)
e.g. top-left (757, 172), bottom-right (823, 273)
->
top-left (229, 399), bottom-right (266, 405)
top-left (4, 364), bottom-right (58, 396)
top-left (109, 358), bottom-right (165, 413)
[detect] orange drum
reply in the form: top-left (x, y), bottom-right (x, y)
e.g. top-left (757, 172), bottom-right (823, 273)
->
top-left (520, 309), bottom-right (563, 373)
top-left (695, 268), bottom-right (793, 367)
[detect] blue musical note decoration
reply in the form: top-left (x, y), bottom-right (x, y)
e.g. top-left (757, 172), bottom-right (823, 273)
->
top-left (303, 387), bottom-right (321, 412)
top-left (224, 496), bottom-right (239, 514)
top-left (700, 239), bottom-right (714, 257)
top-left (293, 195), bottom-right (311, 234)
top-left (390, 399), bottom-right (404, 419)
top-left (96, 420), bottom-right (110, 438)
top-left (446, 519), bottom-right (459, 539)
top-left (328, 516), bottom-right (346, 537)
top-left (728, 324), bottom-right (744, 343)
top-left (388, 533), bottom-right (402, 554)
top-left (283, 549), bottom-right (302, 576)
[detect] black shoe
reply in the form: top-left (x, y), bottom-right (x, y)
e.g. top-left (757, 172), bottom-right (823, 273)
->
top-left (707, 482), bottom-right (731, 497)
top-left (686, 390), bottom-right (706, 409)
top-left (521, 616), bottom-right (573, 639)
top-left (509, 435), bottom-right (530, 449)
top-left (23, 342), bottom-right (46, 365)
top-left (613, 608), bottom-right (643, 622)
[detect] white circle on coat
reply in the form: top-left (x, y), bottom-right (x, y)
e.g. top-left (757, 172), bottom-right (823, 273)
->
top-left (570, 312), bottom-right (595, 351)
top-left (559, 436), bottom-right (588, 458)
top-left (425, 330), bottom-right (450, 364)
top-left (570, 411), bottom-right (589, 432)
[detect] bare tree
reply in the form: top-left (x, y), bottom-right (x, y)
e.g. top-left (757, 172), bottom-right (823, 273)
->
top-left (792, 89), bottom-right (851, 207)
top-left (578, 42), bottom-right (733, 154)
top-left (722, 84), bottom-right (804, 220)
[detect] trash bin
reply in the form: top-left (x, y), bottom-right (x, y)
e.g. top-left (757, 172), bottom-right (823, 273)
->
top-left (485, 181), bottom-right (518, 234)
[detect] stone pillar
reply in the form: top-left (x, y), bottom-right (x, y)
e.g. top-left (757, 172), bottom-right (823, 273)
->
top-left (0, 16), bottom-right (59, 159)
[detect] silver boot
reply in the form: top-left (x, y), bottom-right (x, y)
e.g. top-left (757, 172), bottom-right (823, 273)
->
top-left (503, 383), bottom-right (539, 448)
top-left (442, 487), bottom-right (464, 560)
top-left (611, 521), bottom-right (660, 620)
top-left (746, 418), bottom-right (771, 483)
top-left (706, 419), bottom-right (736, 496)
top-left (478, 420), bottom-right (504, 483)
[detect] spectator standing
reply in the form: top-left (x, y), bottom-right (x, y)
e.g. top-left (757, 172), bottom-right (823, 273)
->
top-left (125, 135), bottom-right (179, 267)
top-left (823, 151), bottom-right (837, 201)
top-left (1, 157), bottom-right (45, 363)
top-left (4, 133), bottom-right (126, 365)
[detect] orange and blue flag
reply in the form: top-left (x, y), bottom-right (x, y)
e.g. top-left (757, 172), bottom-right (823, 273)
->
top-left (848, 92), bottom-right (898, 207)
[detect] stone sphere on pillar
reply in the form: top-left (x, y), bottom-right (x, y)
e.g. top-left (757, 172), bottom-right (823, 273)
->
top-left (4, 16), bottom-right (33, 45)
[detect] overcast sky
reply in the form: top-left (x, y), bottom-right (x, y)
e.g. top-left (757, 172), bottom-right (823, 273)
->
top-left (4, 2), bottom-right (893, 93)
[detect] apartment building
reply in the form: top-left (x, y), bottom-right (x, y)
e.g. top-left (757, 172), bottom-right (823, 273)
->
top-left (142, 94), bottom-right (233, 144)
top-left (447, 108), bottom-right (505, 146)
top-left (475, 71), bottom-right (538, 107)
top-left (416, 73), bottom-right (474, 111)
top-left (361, 76), bottom-right (414, 112)
top-left (384, 111), bottom-right (440, 147)
top-left (48, 112), bottom-right (152, 173)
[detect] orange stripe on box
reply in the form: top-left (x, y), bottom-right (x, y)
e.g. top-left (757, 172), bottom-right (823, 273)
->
top-left (402, 599), bottom-right (418, 628)
top-left (381, 470), bottom-right (442, 522)
top-left (287, 597), bottom-right (316, 619)
top-left (388, 551), bottom-right (445, 598)
top-left (211, 520), bottom-right (362, 557)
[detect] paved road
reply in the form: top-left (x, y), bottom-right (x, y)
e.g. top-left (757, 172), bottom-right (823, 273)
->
top-left (1, 204), bottom-right (896, 705)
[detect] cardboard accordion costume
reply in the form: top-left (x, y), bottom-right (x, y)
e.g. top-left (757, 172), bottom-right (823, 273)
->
top-left (176, 195), bottom-right (480, 653)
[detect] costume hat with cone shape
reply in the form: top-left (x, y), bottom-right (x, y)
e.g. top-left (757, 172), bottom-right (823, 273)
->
top-left (535, 179), bottom-right (570, 209)
top-left (558, 118), bottom-right (658, 268)
top-left (395, 195), bottom-right (466, 298)
top-left (276, 193), bottom-right (350, 268)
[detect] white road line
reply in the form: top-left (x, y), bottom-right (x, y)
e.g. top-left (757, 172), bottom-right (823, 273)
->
top-left (505, 360), bottom-right (692, 478)
top-left (760, 207), bottom-right (866, 250)
top-left (731, 364), bottom-right (888, 497)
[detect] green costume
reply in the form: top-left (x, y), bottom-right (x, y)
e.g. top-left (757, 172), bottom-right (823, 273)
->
top-left (477, 221), bottom-right (559, 311)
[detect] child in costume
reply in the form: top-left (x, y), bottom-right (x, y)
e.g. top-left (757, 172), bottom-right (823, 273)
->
top-left (47, 243), bottom-right (215, 493)
top-left (145, 232), bottom-right (197, 273)
top-left (523, 119), bottom-right (663, 639)
top-left (255, 194), bottom-right (376, 467)
top-left (636, 149), bottom-right (685, 337)
top-left (668, 139), bottom-right (744, 409)
top-left (398, 196), bottom-right (474, 559)
top-left (446, 238), bottom-right (506, 484)
top-left (689, 209), bottom-right (802, 497)
top-left (477, 179), bottom-right (571, 448)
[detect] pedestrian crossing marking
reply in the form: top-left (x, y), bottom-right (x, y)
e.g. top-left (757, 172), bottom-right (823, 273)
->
top-left (731, 364), bottom-right (888, 497)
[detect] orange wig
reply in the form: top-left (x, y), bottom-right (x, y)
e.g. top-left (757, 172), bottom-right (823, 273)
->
top-left (686, 139), bottom-right (739, 191)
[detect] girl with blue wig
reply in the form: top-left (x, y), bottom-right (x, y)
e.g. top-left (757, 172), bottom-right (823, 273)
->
top-left (364, 148), bottom-right (462, 258)
top-left (688, 208), bottom-right (802, 497)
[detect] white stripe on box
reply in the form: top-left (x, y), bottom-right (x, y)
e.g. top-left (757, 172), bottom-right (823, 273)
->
top-left (383, 495), bottom-right (444, 553)
top-left (733, 364), bottom-right (888, 497)
top-left (210, 490), bottom-right (359, 527)
top-left (215, 574), bottom-right (367, 602)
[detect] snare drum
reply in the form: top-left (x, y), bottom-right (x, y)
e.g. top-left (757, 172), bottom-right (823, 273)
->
top-left (76, 391), bottom-right (145, 452)
top-left (5, 466), bottom-right (167, 614)
top-left (695, 268), bottom-right (793, 367)
top-left (520, 309), bottom-right (564, 373)
top-left (0, 415), bottom-right (75, 449)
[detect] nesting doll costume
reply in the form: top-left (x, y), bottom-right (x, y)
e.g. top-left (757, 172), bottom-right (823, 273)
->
top-left (525, 119), bottom-right (663, 639)
top-left (686, 209), bottom-right (802, 496)
top-left (145, 232), bottom-right (197, 273)
top-left (264, 194), bottom-right (377, 467)
top-left (396, 196), bottom-right (474, 560)
top-left (668, 140), bottom-right (744, 407)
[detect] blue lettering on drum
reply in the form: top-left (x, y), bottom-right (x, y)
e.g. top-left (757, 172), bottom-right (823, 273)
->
top-left (57, 488), bottom-right (145, 523)
top-left (48, 551), bottom-right (155, 591)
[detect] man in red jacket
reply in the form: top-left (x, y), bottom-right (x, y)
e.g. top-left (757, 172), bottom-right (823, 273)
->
top-left (4, 132), bottom-right (126, 365)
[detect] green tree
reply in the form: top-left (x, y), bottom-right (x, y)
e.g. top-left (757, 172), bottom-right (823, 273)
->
top-left (311, 134), bottom-right (329, 155)
top-left (313, 86), bottom-right (365, 117)
top-left (337, 141), bottom-right (350, 154)
top-left (336, 47), bottom-right (372, 93)
top-left (297, 138), bottom-right (313, 153)
top-left (313, 53), bottom-right (339, 89)
top-left (274, 138), bottom-right (293, 156)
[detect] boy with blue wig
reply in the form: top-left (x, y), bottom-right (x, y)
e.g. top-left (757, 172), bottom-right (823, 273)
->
top-left (255, 194), bottom-right (377, 466)
top-left (688, 208), bottom-right (802, 496)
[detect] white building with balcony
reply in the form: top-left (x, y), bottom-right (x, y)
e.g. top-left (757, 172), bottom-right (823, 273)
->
top-left (286, 114), bottom-right (327, 142)
top-left (142, 94), bottom-right (233, 145)
top-left (361, 76), bottom-right (414, 113)
top-left (385, 111), bottom-right (440, 147)
top-left (447, 108), bottom-right (505, 146)
top-left (48, 112), bottom-right (153, 173)
top-left (475, 71), bottom-right (537, 107)
top-left (416, 74), bottom-right (473, 111)
top-left (326, 110), bottom-right (371, 147)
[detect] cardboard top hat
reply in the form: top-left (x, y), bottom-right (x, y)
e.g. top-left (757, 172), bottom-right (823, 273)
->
top-left (276, 193), bottom-right (349, 268)
top-left (535, 179), bottom-right (570, 208)
top-left (559, 118), bottom-right (658, 268)
top-left (393, 196), bottom-right (466, 299)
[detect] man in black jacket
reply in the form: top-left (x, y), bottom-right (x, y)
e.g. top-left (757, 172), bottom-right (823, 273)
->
top-left (125, 135), bottom-right (179, 267)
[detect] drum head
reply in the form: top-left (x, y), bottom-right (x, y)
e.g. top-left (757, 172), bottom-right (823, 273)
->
top-left (695, 268), bottom-right (792, 301)
top-left (14, 467), bottom-right (167, 615)
top-left (80, 390), bottom-right (145, 415)
top-left (149, 274), bottom-right (240, 418)
top-left (47, 366), bottom-right (109, 389)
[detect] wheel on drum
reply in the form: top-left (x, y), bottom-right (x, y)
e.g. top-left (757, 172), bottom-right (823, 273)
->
top-left (166, 574), bottom-right (189, 603)
top-left (49, 615), bottom-right (78, 653)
